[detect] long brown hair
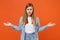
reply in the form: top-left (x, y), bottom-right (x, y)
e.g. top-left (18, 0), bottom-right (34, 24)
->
top-left (22, 3), bottom-right (37, 26)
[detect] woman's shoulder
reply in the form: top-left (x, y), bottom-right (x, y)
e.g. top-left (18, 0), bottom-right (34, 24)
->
top-left (20, 16), bottom-right (23, 18)
top-left (19, 16), bottom-right (23, 21)
top-left (20, 16), bottom-right (24, 19)
top-left (35, 16), bottom-right (40, 20)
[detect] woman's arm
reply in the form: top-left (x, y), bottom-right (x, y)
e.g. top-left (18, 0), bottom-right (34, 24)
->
top-left (36, 17), bottom-right (48, 32)
top-left (10, 16), bottom-right (23, 31)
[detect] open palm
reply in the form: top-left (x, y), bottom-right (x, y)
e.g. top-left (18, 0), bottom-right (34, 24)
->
top-left (47, 22), bottom-right (56, 27)
top-left (3, 22), bottom-right (12, 26)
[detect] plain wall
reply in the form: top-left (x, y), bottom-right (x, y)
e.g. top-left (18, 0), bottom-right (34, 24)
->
top-left (0, 0), bottom-right (60, 40)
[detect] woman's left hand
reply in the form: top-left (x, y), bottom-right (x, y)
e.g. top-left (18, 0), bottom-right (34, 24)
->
top-left (47, 22), bottom-right (56, 27)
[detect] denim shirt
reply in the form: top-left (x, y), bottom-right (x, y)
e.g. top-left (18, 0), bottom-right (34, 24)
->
top-left (10, 16), bottom-right (48, 40)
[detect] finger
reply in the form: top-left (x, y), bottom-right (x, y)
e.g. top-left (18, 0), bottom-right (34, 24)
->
top-left (53, 23), bottom-right (56, 25)
top-left (4, 23), bottom-right (8, 25)
top-left (3, 22), bottom-right (6, 24)
top-left (51, 24), bottom-right (56, 26)
top-left (51, 23), bottom-right (56, 25)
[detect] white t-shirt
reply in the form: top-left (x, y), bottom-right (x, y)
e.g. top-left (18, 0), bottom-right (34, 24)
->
top-left (25, 16), bottom-right (35, 33)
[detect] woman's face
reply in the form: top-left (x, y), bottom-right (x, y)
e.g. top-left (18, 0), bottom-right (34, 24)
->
top-left (26, 6), bottom-right (33, 16)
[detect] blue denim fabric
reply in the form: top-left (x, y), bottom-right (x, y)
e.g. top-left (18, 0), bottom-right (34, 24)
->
top-left (10, 16), bottom-right (48, 40)
top-left (25, 32), bottom-right (37, 40)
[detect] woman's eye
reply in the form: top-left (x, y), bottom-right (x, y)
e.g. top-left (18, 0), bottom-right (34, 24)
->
top-left (27, 9), bottom-right (29, 10)
top-left (30, 9), bottom-right (32, 10)
top-left (27, 9), bottom-right (32, 10)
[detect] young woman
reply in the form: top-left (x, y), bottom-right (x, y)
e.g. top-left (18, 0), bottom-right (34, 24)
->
top-left (4, 3), bottom-right (56, 40)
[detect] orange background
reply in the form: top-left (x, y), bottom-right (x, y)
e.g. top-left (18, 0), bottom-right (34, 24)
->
top-left (0, 0), bottom-right (60, 40)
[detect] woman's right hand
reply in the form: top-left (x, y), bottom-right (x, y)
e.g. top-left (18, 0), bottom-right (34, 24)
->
top-left (3, 22), bottom-right (12, 26)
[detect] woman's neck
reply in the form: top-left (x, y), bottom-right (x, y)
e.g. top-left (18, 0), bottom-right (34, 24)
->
top-left (28, 15), bottom-right (31, 17)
